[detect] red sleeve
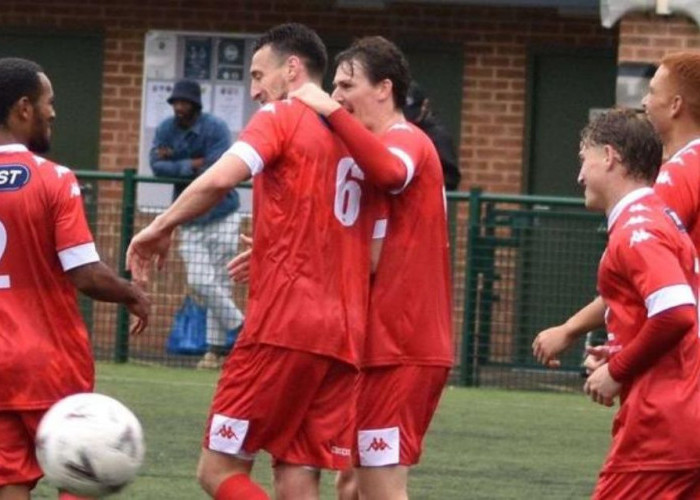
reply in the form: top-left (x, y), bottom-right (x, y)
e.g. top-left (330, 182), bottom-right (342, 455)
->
top-left (608, 304), bottom-right (696, 381)
top-left (614, 227), bottom-right (691, 308)
top-left (327, 107), bottom-right (407, 191)
top-left (45, 164), bottom-right (98, 271)
top-left (49, 167), bottom-right (93, 250)
top-left (234, 101), bottom-right (287, 173)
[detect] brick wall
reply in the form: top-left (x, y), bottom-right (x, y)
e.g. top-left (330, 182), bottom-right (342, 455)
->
top-left (618, 12), bottom-right (700, 64)
top-left (1, 0), bottom-right (618, 194)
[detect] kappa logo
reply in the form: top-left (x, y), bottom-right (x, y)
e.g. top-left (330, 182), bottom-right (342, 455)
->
top-left (366, 437), bottom-right (392, 452)
top-left (629, 229), bottom-right (653, 247)
top-left (628, 203), bottom-right (650, 213)
top-left (623, 216), bottom-right (651, 227)
top-left (70, 182), bottom-right (81, 198)
top-left (656, 171), bottom-right (673, 185)
top-left (54, 165), bottom-right (70, 178)
top-left (215, 424), bottom-right (238, 440)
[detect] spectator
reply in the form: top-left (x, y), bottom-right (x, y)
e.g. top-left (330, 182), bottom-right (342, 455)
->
top-left (403, 81), bottom-right (461, 190)
top-left (150, 79), bottom-right (244, 370)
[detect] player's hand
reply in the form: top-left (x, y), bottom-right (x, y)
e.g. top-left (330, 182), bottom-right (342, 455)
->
top-left (289, 83), bottom-right (341, 117)
top-left (126, 284), bottom-right (151, 335)
top-left (227, 234), bottom-right (253, 283)
top-left (532, 325), bottom-right (576, 368)
top-left (583, 363), bottom-right (620, 407)
top-left (582, 345), bottom-right (611, 376)
top-left (126, 220), bottom-right (173, 286)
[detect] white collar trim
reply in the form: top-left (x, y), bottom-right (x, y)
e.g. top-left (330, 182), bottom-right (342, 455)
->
top-left (607, 187), bottom-right (654, 230)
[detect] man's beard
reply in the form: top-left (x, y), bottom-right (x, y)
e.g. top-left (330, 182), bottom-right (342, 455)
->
top-left (28, 116), bottom-right (50, 154)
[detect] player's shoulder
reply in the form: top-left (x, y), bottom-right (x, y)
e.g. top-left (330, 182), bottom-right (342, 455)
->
top-left (612, 199), bottom-right (680, 250)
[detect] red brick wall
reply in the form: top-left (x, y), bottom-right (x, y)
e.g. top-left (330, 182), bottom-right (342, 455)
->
top-left (618, 13), bottom-right (700, 64)
top-left (0, 0), bottom-right (617, 194)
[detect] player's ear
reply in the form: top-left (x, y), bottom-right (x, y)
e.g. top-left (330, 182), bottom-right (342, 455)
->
top-left (13, 96), bottom-right (33, 122)
top-left (286, 55), bottom-right (302, 81)
top-left (377, 78), bottom-right (393, 103)
top-left (603, 144), bottom-right (622, 169)
top-left (670, 94), bottom-right (683, 119)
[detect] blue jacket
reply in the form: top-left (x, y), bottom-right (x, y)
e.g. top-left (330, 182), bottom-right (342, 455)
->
top-left (149, 112), bottom-right (239, 225)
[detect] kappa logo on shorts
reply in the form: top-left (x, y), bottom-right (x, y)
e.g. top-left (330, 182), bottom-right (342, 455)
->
top-left (209, 414), bottom-right (249, 455)
top-left (358, 427), bottom-right (400, 467)
top-left (365, 437), bottom-right (392, 452)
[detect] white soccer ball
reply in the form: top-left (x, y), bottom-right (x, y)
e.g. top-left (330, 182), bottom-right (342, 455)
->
top-left (35, 393), bottom-right (145, 497)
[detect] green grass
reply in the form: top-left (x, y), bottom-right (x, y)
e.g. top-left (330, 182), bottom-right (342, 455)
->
top-left (33, 363), bottom-right (613, 499)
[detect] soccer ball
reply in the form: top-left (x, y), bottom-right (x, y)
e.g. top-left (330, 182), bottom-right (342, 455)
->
top-left (35, 393), bottom-right (145, 497)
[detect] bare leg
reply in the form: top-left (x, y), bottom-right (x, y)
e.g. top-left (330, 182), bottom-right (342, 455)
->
top-left (197, 447), bottom-right (255, 497)
top-left (336, 469), bottom-right (359, 500)
top-left (0, 485), bottom-right (30, 500)
top-left (273, 464), bottom-right (320, 500)
top-left (357, 466), bottom-right (409, 500)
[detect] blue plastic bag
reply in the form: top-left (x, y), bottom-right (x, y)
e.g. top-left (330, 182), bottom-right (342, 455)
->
top-left (166, 296), bottom-right (207, 355)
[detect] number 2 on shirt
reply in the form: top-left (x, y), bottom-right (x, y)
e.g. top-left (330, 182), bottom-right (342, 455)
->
top-left (0, 221), bottom-right (8, 288)
top-left (334, 158), bottom-right (364, 226)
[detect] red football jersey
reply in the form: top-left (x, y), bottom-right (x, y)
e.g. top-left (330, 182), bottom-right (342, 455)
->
top-left (598, 188), bottom-right (700, 473)
top-left (654, 138), bottom-right (700, 250)
top-left (225, 99), bottom-right (379, 366)
top-left (363, 123), bottom-right (453, 367)
top-left (0, 144), bottom-right (98, 410)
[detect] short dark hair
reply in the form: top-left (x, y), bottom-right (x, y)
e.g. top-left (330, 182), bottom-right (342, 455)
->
top-left (0, 57), bottom-right (43, 126)
top-left (335, 36), bottom-right (411, 109)
top-left (254, 23), bottom-right (327, 79)
top-left (581, 108), bottom-right (663, 183)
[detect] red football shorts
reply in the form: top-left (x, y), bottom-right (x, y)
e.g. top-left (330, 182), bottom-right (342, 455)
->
top-left (203, 343), bottom-right (357, 470)
top-left (0, 410), bottom-right (45, 488)
top-left (593, 469), bottom-right (700, 499)
top-left (354, 365), bottom-right (449, 467)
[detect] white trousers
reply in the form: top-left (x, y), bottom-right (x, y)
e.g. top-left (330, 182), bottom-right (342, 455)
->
top-left (178, 211), bottom-right (244, 347)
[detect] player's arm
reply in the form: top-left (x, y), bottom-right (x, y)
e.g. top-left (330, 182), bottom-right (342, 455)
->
top-left (289, 83), bottom-right (406, 191)
top-left (67, 262), bottom-right (150, 334)
top-left (609, 303), bottom-right (695, 381)
top-left (532, 296), bottom-right (606, 367)
top-left (127, 154), bottom-right (251, 284)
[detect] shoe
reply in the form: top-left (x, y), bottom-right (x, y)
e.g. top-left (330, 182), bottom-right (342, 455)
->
top-left (196, 351), bottom-right (224, 370)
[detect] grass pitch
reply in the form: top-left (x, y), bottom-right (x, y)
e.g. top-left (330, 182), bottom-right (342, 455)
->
top-left (33, 362), bottom-right (612, 499)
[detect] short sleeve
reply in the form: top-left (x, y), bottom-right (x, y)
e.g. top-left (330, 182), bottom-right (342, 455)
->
top-left (47, 165), bottom-right (99, 271)
top-left (613, 229), bottom-right (695, 317)
top-left (226, 102), bottom-right (288, 176)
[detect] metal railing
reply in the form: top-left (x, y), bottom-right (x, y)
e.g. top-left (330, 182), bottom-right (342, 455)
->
top-left (77, 170), bottom-right (606, 390)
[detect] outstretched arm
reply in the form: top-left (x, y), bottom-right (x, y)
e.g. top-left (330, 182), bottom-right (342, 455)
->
top-left (67, 262), bottom-right (150, 334)
top-left (532, 295), bottom-right (606, 367)
top-left (127, 153), bottom-right (251, 285)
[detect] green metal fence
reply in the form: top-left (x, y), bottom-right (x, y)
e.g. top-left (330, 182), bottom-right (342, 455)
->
top-left (77, 170), bottom-right (607, 390)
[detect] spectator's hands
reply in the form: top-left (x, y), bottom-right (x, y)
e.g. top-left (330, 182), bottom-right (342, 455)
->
top-left (583, 363), bottom-right (620, 407)
top-left (191, 157), bottom-right (205, 172)
top-left (289, 83), bottom-right (341, 117)
top-left (532, 325), bottom-right (577, 368)
top-left (127, 283), bottom-right (151, 335)
top-left (157, 146), bottom-right (173, 159)
top-left (126, 219), bottom-right (174, 287)
top-left (228, 234), bottom-right (253, 283)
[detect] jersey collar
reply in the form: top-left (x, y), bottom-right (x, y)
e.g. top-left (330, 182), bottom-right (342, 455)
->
top-left (607, 187), bottom-right (654, 231)
top-left (0, 144), bottom-right (28, 154)
top-left (670, 137), bottom-right (700, 162)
